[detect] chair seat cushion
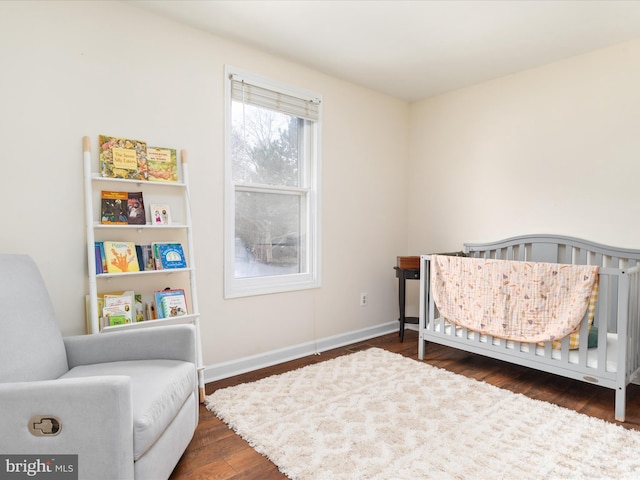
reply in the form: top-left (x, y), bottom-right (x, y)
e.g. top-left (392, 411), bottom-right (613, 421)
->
top-left (59, 359), bottom-right (195, 460)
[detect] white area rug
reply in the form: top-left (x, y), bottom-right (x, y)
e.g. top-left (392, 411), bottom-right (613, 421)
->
top-left (205, 348), bottom-right (640, 479)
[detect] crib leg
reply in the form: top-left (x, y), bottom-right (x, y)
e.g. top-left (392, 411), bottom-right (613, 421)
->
top-left (615, 386), bottom-right (626, 422)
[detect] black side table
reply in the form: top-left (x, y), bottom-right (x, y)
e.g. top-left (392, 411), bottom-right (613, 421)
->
top-left (394, 266), bottom-right (420, 342)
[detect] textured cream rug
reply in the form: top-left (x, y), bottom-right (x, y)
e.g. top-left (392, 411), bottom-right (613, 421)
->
top-left (205, 348), bottom-right (640, 479)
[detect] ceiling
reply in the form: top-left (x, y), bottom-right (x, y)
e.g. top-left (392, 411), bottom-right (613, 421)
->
top-left (129, 0), bottom-right (640, 102)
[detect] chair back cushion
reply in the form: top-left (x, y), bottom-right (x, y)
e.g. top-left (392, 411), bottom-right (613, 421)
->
top-left (0, 254), bottom-right (69, 382)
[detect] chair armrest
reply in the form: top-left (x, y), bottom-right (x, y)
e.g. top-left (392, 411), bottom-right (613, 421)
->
top-left (64, 324), bottom-right (196, 368)
top-left (0, 376), bottom-right (134, 480)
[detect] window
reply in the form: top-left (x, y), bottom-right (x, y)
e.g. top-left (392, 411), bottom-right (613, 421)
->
top-left (224, 67), bottom-right (322, 298)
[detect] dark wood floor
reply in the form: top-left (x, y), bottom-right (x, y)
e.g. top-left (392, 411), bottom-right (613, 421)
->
top-left (169, 329), bottom-right (640, 479)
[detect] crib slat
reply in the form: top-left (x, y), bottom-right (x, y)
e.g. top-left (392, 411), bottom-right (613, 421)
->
top-left (558, 244), bottom-right (571, 264)
top-left (629, 269), bottom-right (640, 375)
top-left (592, 252), bottom-right (603, 267)
top-left (559, 335), bottom-right (570, 364)
top-left (597, 275), bottom-right (609, 374)
top-left (577, 304), bottom-right (590, 367)
top-left (528, 341), bottom-right (537, 357)
top-left (517, 244), bottom-right (526, 261)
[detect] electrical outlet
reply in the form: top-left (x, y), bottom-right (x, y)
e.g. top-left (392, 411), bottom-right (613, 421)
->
top-left (360, 292), bottom-right (368, 306)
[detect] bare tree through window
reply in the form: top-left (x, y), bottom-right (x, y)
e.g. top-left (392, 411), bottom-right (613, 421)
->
top-left (232, 103), bottom-right (304, 278)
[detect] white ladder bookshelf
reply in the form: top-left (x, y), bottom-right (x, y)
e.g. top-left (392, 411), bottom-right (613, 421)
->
top-left (82, 136), bottom-right (204, 401)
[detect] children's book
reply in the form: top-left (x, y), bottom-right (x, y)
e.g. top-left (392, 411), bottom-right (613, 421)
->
top-left (137, 244), bottom-right (154, 271)
top-left (102, 305), bottom-right (130, 326)
top-left (94, 243), bottom-right (104, 274)
top-left (147, 146), bottom-right (178, 183)
top-left (95, 242), bottom-right (107, 273)
top-left (135, 245), bottom-right (145, 271)
top-left (127, 192), bottom-right (146, 225)
top-left (100, 191), bottom-right (129, 225)
top-left (150, 204), bottom-right (171, 225)
top-left (103, 291), bottom-right (134, 325)
top-left (134, 294), bottom-right (144, 322)
top-left (161, 294), bottom-right (188, 318)
top-left (98, 134), bottom-right (148, 180)
top-left (154, 288), bottom-right (187, 319)
top-left (152, 242), bottom-right (187, 269)
top-left (102, 308), bottom-right (128, 326)
top-left (103, 241), bottom-right (140, 273)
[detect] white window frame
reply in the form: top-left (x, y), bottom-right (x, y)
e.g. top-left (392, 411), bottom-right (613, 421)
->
top-left (224, 66), bottom-right (322, 298)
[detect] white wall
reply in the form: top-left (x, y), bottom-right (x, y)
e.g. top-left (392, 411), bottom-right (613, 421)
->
top-left (408, 38), bottom-right (640, 254)
top-left (0, 1), bottom-right (409, 369)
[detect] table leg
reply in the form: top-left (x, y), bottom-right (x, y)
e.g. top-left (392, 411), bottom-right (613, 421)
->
top-left (399, 273), bottom-right (406, 342)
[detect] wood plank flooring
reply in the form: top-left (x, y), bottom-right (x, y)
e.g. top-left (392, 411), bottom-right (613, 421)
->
top-left (169, 329), bottom-right (640, 479)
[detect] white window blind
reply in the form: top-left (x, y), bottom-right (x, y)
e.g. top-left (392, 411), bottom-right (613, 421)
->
top-left (230, 74), bottom-right (321, 122)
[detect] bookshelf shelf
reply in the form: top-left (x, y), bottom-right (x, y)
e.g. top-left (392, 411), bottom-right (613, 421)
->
top-left (95, 267), bottom-right (192, 279)
top-left (83, 135), bottom-right (204, 401)
top-left (100, 313), bottom-right (200, 333)
top-left (91, 173), bottom-right (187, 188)
top-left (92, 223), bottom-right (189, 229)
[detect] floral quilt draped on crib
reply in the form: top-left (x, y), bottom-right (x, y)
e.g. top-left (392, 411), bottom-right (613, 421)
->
top-left (430, 255), bottom-right (599, 343)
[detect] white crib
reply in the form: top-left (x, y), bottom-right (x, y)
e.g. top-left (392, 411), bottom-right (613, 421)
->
top-left (418, 234), bottom-right (640, 421)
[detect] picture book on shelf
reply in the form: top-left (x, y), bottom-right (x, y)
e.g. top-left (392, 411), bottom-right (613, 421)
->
top-left (127, 192), bottom-right (146, 225)
top-left (134, 293), bottom-right (144, 322)
top-left (152, 242), bottom-right (187, 269)
top-left (103, 291), bottom-right (134, 326)
top-left (150, 204), bottom-right (171, 225)
top-left (137, 244), bottom-right (154, 271)
top-left (98, 134), bottom-right (148, 180)
top-left (161, 294), bottom-right (188, 318)
top-left (102, 306), bottom-right (129, 326)
top-left (154, 288), bottom-right (187, 319)
top-left (87, 291), bottom-right (145, 328)
top-left (135, 245), bottom-right (145, 271)
top-left (95, 242), bottom-right (107, 273)
top-left (94, 243), bottom-right (104, 274)
top-left (103, 241), bottom-right (140, 273)
top-left (147, 146), bottom-right (178, 183)
top-left (100, 191), bottom-right (128, 225)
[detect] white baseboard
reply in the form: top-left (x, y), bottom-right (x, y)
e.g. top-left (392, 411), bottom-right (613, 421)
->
top-left (203, 321), bottom-right (398, 384)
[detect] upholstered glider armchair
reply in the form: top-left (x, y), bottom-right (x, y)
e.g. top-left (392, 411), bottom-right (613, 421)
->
top-left (0, 254), bottom-right (198, 480)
